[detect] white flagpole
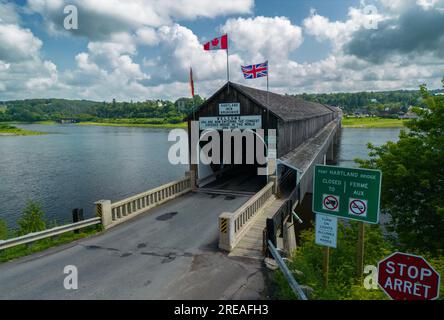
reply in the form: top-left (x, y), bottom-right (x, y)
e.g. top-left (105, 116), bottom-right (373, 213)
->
top-left (266, 61), bottom-right (269, 105)
top-left (226, 34), bottom-right (230, 93)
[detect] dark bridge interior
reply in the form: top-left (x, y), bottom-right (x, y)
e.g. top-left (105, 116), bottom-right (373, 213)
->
top-left (198, 133), bottom-right (268, 193)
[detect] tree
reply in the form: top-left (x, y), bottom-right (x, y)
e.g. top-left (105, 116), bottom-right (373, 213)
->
top-left (17, 201), bottom-right (46, 236)
top-left (357, 84), bottom-right (444, 253)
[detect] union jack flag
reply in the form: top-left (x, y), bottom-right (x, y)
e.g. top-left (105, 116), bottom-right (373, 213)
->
top-left (241, 61), bottom-right (268, 79)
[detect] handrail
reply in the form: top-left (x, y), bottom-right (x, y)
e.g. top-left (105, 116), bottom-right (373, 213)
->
top-left (219, 182), bottom-right (275, 251)
top-left (232, 182), bottom-right (274, 236)
top-left (99, 175), bottom-right (193, 228)
top-left (0, 217), bottom-right (101, 251)
top-left (112, 177), bottom-right (190, 208)
top-left (267, 240), bottom-right (308, 300)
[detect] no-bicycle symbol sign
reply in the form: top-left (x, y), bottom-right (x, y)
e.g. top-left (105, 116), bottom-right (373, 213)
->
top-left (313, 165), bottom-right (381, 224)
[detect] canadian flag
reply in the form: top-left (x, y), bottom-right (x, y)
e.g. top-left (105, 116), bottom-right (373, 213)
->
top-left (203, 34), bottom-right (228, 51)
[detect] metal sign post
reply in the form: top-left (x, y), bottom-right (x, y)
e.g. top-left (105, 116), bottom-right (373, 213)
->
top-left (315, 213), bottom-right (338, 288)
top-left (313, 164), bottom-right (382, 281)
top-left (357, 222), bottom-right (365, 278)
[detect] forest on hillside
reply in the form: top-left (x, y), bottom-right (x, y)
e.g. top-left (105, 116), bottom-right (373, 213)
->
top-left (295, 88), bottom-right (444, 116)
top-left (0, 96), bottom-right (204, 123)
top-left (1, 88), bottom-right (443, 123)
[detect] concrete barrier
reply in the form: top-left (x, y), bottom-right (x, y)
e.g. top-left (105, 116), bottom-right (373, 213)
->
top-left (219, 182), bottom-right (275, 251)
top-left (96, 173), bottom-right (193, 229)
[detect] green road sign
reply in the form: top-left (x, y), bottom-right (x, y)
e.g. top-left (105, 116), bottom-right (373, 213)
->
top-left (313, 165), bottom-right (382, 224)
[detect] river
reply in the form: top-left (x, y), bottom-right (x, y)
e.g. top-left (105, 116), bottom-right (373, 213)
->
top-left (0, 124), bottom-right (401, 227)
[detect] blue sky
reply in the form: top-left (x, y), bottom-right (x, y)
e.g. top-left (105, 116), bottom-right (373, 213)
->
top-left (1, 0), bottom-right (443, 101)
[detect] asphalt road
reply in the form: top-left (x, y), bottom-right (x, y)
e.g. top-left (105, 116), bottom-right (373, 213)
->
top-left (0, 192), bottom-right (267, 300)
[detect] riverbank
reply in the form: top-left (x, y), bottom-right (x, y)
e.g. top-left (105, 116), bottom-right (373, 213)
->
top-left (78, 120), bottom-right (187, 129)
top-left (342, 117), bottom-right (407, 128)
top-left (0, 124), bottom-right (46, 136)
top-left (0, 226), bottom-right (100, 263)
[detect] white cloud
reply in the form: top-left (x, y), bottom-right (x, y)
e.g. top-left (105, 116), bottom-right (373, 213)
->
top-left (136, 27), bottom-right (159, 46)
top-left (303, 7), bottom-right (386, 51)
top-left (0, 0), bottom-right (20, 24)
top-left (2, 0), bottom-right (444, 101)
top-left (222, 16), bottom-right (303, 61)
top-left (0, 24), bottom-right (42, 62)
top-left (27, 0), bottom-right (254, 39)
top-left (0, 1), bottom-right (63, 99)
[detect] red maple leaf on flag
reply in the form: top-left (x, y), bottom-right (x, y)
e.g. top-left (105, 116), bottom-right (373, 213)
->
top-left (204, 35), bottom-right (228, 51)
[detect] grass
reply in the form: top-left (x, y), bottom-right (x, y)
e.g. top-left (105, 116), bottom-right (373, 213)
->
top-left (0, 225), bottom-right (101, 263)
top-left (0, 123), bottom-right (46, 136)
top-left (78, 119), bottom-right (187, 129)
top-left (342, 117), bottom-right (407, 128)
top-left (33, 120), bottom-right (58, 125)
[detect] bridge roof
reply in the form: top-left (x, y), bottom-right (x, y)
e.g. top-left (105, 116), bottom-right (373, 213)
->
top-left (229, 82), bottom-right (336, 122)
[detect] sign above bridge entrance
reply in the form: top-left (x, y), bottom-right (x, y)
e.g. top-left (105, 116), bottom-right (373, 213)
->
top-left (199, 115), bottom-right (262, 130)
top-left (312, 165), bottom-right (382, 224)
top-left (219, 103), bottom-right (240, 115)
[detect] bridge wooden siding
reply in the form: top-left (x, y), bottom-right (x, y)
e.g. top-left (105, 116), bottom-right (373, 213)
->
top-left (186, 82), bottom-right (339, 172)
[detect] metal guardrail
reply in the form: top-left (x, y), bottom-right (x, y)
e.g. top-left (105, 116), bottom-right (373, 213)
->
top-left (0, 217), bottom-right (101, 251)
top-left (267, 240), bottom-right (308, 300)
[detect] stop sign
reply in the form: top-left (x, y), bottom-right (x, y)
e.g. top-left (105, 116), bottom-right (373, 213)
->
top-left (378, 252), bottom-right (441, 300)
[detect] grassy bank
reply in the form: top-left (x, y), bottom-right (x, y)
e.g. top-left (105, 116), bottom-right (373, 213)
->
top-left (0, 123), bottom-right (45, 136)
top-left (0, 226), bottom-right (100, 263)
top-left (342, 117), bottom-right (407, 128)
top-left (0, 201), bottom-right (101, 263)
top-left (273, 223), bottom-right (444, 300)
top-left (78, 119), bottom-right (187, 129)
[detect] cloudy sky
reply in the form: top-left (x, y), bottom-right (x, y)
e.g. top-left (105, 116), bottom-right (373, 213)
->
top-left (0, 0), bottom-right (444, 101)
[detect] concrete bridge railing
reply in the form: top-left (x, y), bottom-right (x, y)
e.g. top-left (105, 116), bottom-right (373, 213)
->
top-left (219, 181), bottom-right (275, 251)
top-left (96, 171), bottom-right (195, 229)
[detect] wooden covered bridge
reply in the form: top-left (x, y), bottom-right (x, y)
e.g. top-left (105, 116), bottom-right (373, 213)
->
top-left (185, 81), bottom-right (342, 258)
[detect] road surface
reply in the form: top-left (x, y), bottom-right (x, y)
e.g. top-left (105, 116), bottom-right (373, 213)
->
top-left (0, 191), bottom-right (267, 299)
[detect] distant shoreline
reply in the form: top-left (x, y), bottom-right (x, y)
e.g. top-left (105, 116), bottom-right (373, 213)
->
top-left (77, 121), bottom-right (187, 129)
top-left (0, 123), bottom-right (46, 136)
top-left (3, 117), bottom-right (406, 131)
top-left (341, 117), bottom-right (407, 128)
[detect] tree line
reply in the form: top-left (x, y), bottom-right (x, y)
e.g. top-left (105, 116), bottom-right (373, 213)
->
top-left (295, 88), bottom-right (443, 116)
top-left (0, 96), bottom-right (204, 123)
top-left (1, 88), bottom-right (443, 123)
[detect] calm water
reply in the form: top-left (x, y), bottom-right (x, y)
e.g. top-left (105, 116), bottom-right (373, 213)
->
top-left (0, 125), bottom-right (401, 226)
top-left (0, 124), bottom-right (186, 226)
top-left (338, 128), bottom-right (401, 167)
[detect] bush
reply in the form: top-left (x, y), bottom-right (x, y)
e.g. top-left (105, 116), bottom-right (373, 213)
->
top-left (357, 85), bottom-right (444, 253)
top-left (17, 201), bottom-right (46, 236)
top-left (275, 222), bottom-right (392, 300)
top-left (0, 219), bottom-right (8, 240)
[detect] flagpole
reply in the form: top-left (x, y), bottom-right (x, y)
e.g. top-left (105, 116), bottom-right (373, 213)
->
top-left (190, 66), bottom-right (195, 121)
top-left (226, 34), bottom-right (230, 93)
top-left (266, 61), bottom-right (269, 105)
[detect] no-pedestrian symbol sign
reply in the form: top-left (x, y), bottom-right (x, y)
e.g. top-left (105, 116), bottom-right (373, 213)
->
top-left (349, 198), bottom-right (367, 217)
top-left (313, 165), bottom-right (381, 224)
